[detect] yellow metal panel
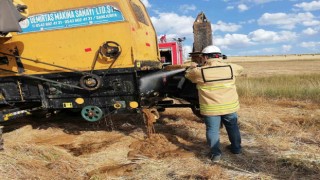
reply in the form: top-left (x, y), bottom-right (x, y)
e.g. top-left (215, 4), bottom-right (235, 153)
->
top-left (0, 0), bottom-right (160, 77)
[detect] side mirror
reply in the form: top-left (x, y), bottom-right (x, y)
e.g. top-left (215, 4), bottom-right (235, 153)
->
top-left (222, 55), bottom-right (228, 60)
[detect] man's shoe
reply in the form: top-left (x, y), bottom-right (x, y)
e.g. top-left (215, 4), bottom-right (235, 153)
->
top-left (226, 145), bottom-right (241, 154)
top-left (210, 154), bottom-right (221, 163)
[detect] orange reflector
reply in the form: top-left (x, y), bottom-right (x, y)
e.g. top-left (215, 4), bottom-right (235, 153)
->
top-left (75, 98), bottom-right (84, 104)
top-left (129, 101), bottom-right (139, 108)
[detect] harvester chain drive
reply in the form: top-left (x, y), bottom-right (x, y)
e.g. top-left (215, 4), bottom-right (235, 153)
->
top-left (141, 108), bottom-right (159, 137)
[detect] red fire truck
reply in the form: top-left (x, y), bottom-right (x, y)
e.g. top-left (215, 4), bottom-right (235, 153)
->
top-left (158, 36), bottom-right (184, 65)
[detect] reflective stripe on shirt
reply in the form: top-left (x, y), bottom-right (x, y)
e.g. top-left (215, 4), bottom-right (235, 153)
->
top-left (200, 100), bottom-right (239, 113)
top-left (197, 82), bottom-right (235, 91)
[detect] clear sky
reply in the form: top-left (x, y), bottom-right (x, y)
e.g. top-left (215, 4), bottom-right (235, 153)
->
top-left (141, 0), bottom-right (320, 57)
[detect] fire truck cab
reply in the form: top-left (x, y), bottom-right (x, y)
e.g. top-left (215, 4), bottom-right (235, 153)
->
top-left (159, 41), bottom-right (183, 66)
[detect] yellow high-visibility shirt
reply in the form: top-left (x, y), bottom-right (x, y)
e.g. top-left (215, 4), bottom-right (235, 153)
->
top-left (185, 58), bottom-right (243, 116)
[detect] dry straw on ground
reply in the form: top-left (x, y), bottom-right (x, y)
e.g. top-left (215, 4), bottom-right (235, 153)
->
top-left (0, 59), bottom-right (320, 179)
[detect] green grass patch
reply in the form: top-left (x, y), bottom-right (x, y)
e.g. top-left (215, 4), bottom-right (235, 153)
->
top-left (236, 74), bottom-right (320, 103)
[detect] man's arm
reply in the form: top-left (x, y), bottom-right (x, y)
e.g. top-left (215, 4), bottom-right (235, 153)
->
top-left (185, 67), bottom-right (201, 83)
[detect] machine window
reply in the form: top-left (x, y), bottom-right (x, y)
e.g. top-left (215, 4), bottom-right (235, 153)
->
top-left (130, 2), bottom-right (149, 26)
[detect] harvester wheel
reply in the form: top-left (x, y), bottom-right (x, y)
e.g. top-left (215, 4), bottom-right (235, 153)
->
top-left (79, 74), bottom-right (102, 91)
top-left (81, 106), bottom-right (103, 122)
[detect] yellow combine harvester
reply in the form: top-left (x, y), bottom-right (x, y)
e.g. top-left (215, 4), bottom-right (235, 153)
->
top-left (0, 0), bottom-right (200, 125)
top-left (0, 0), bottom-right (170, 122)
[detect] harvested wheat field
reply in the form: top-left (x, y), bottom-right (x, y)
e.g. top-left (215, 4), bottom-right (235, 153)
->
top-left (1, 59), bottom-right (320, 179)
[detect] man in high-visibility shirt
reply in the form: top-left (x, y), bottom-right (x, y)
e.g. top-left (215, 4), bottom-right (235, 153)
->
top-left (185, 45), bottom-right (243, 162)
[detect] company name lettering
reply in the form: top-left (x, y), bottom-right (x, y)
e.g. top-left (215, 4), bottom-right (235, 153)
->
top-left (29, 6), bottom-right (116, 23)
